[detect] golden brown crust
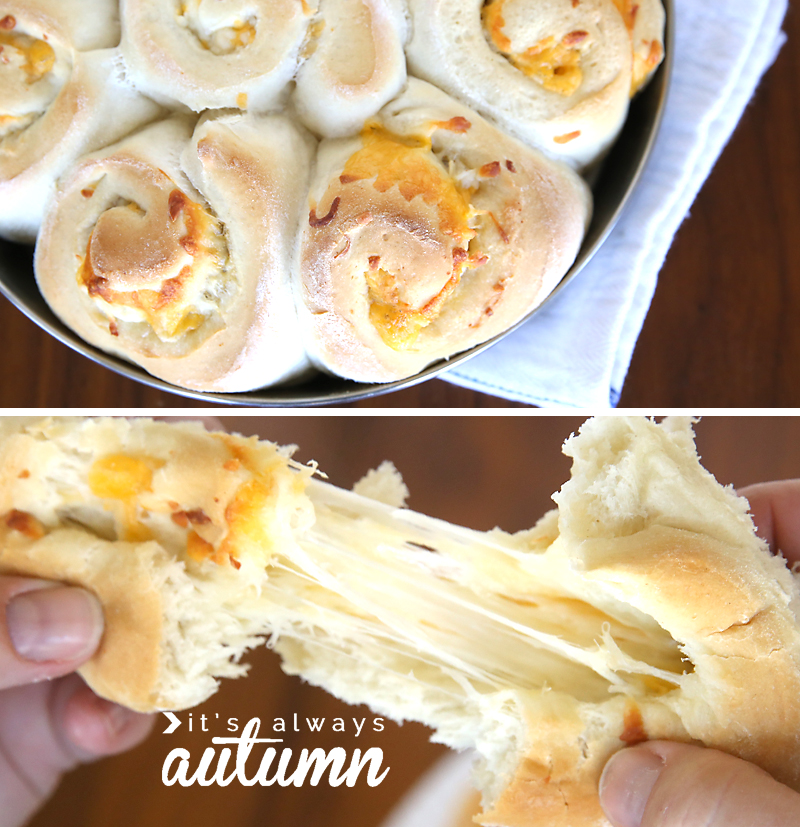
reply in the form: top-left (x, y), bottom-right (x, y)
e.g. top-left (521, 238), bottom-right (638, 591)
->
top-left (478, 524), bottom-right (800, 827)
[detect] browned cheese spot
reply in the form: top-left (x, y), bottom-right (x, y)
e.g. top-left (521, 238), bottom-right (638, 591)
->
top-left (434, 116), bottom-right (472, 133)
top-left (563, 30), bottom-right (589, 46)
top-left (180, 235), bottom-right (198, 255)
top-left (168, 190), bottom-right (187, 222)
top-left (309, 196), bottom-right (341, 227)
top-left (5, 509), bottom-right (45, 539)
top-left (620, 701), bottom-right (648, 746)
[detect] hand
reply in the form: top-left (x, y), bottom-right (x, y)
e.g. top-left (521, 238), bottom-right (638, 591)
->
top-left (598, 480), bottom-right (800, 827)
top-left (0, 577), bottom-right (153, 827)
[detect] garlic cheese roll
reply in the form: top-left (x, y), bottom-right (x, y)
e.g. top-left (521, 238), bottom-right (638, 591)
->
top-left (0, 1), bottom-right (159, 242)
top-left (121, 0), bottom-right (316, 112)
top-left (612, 0), bottom-right (665, 95)
top-left (36, 114), bottom-right (316, 392)
top-left (296, 80), bottom-right (591, 383)
top-left (406, 0), bottom-right (634, 169)
top-left (293, 0), bottom-right (408, 138)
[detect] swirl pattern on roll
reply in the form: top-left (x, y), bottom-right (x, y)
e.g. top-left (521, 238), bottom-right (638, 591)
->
top-left (35, 115), bottom-right (316, 391)
top-left (120, 0), bottom-right (316, 112)
top-left (406, 0), bottom-right (659, 169)
top-left (611, 0), bottom-right (665, 94)
top-left (0, 0), bottom-right (160, 242)
top-left (296, 80), bottom-right (591, 383)
top-left (292, 0), bottom-right (408, 137)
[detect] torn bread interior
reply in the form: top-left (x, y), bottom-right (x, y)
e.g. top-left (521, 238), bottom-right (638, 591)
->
top-left (0, 416), bottom-right (798, 827)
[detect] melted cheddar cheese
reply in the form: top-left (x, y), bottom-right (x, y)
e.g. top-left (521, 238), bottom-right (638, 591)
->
top-left (218, 477), bottom-right (273, 563)
top-left (88, 454), bottom-right (159, 541)
top-left (338, 123), bottom-right (483, 349)
top-left (77, 187), bottom-right (225, 342)
top-left (88, 455), bottom-right (154, 501)
top-left (177, 1), bottom-right (257, 55)
top-left (0, 30), bottom-right (55, 84)
top-left (482, 0), bottom-right (588, 96)
top-left (340, 122), bottom-right (475, 240)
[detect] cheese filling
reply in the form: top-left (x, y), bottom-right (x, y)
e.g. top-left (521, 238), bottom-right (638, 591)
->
top-left (337, 123), bottom-right (485, 349)
top-left (177, 0), bottom-right (258, 55)
top-left (0, 19), bottom-right (64, 143)
top-left (0, 30), bottom-right (56, 84)
top-left (610, 0), bottom-right (664, 95)
top-left (482, 0), bottom-right (590, 96)
top-left (76, 182), bottom-right (231, 343)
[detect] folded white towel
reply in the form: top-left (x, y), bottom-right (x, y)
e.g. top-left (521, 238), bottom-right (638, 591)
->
top-left (443, 0), bottom-right (788, 407)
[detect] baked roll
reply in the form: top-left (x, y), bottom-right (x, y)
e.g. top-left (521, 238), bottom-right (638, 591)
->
top-left (405, 0), bottom-right (637, 169)
top-left (120, 0), bottom-right (316, 112)
top-left (295, 79), bottom-right (591, 383)
top-left (292, 0), bottom-right (408, 137)
top-left (35, 114), bottom-right (316, 391)
top-left (0, 416), bottom-right (798, 827)
top-left (0, 0), bottom-right (160, 242)
top-left (611, 0), bottom-right (666, 94)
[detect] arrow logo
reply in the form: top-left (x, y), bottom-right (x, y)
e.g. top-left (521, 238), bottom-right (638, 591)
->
top-left (162, 712), bottom-right (182, 734)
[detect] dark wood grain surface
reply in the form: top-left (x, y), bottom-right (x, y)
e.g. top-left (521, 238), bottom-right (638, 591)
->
top-left (19, 416), bottom-right (800, 827)
top-left (0, 8), bottom-right (797, 409)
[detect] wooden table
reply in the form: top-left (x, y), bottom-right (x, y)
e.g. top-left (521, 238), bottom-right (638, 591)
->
top-left (21, 416), bottom-right (800, 827)
top-left (1, 9), bottom-right (797, 409)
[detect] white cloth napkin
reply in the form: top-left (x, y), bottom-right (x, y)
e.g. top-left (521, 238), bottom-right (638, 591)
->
top-left (443, 0), bottom-right (788, 407)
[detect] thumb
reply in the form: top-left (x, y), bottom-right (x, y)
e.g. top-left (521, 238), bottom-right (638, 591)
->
top-left (1, 576), bottom-right (103, 689)
top-left (599, 741), bottom-right (800, 827)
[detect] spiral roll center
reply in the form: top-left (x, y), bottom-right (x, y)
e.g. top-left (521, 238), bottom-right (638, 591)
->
top-left (177, 0), bottom-right (258, 55)
top-left (482, 0), bottom-right (591, 96)
top-left (77, 179), bottom-right (229, 342)
top-left (0, 19), bottom-right (60, 140)
top-left (333, 123), bottom-right (486, 349)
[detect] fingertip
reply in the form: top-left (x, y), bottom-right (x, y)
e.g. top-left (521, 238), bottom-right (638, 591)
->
top-left (7, 585), bottom-right (103, 664)
top-left (599, 744), bottom-right (665, 827)
top-left (62, 682), bottom-right (155, 759)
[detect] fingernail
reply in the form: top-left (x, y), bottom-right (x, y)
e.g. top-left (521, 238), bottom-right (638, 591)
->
top-left (6, 587), bottom-right (103, 663)
top-left (599, 747), bottom-right (665, 827)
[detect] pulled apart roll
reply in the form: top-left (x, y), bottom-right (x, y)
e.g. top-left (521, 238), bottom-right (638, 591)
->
top-left (120, 0), bottom-right (316, 112)
top-left (0, 0), bottom-right (161, 242)
top-left (296, 79), bottom-right (591, 383)
top-left (406, 0), bottom-right (663, 169)
top-left (35, 114), bottom-right (315, 391)
top-left (293, 0), bottom-right (409, 138)
top-left (2, 416), bottom-right (799, 827)
top-left (0, 417), bottom-right (315, 711)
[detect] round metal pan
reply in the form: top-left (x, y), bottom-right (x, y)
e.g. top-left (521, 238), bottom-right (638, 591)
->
top-left (0, 0), bottom-right (673, 407)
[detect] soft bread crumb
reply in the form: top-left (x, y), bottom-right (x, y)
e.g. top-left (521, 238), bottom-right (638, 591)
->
top-left (352, 460), bottom-right (409, 507)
